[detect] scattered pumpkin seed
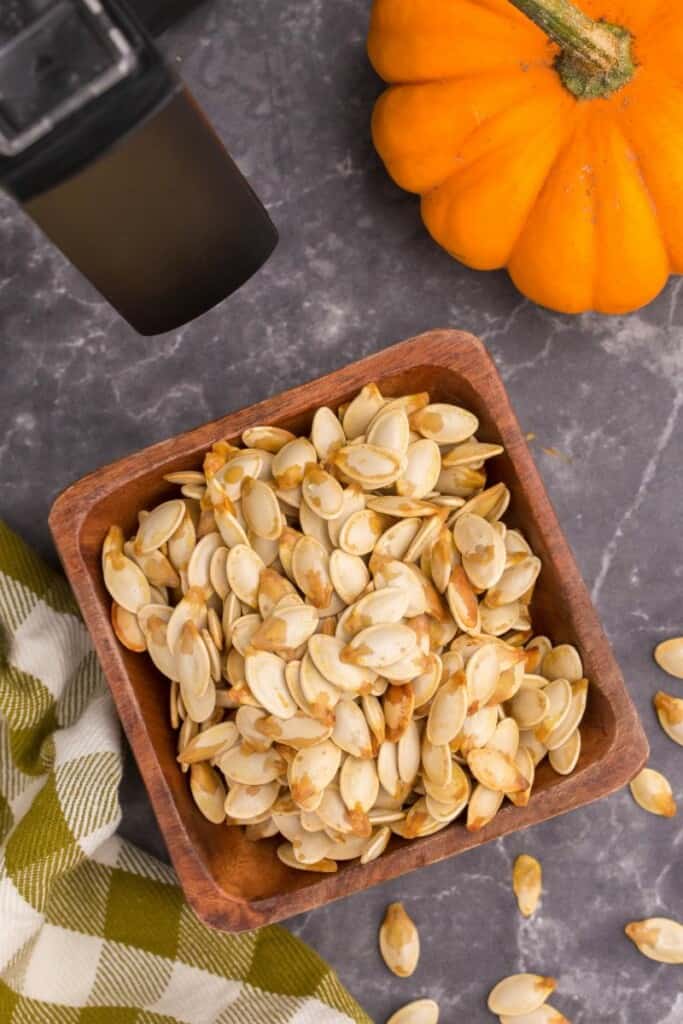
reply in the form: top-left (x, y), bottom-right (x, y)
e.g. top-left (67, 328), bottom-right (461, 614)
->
top-left (629, 768), bottom-right (677, 818)
top-left (386, 999), bottom-right (439, 1024)
top-left (654, 638), bottom-right (683, 680)
top-left (625, 917), bottom-right (683, 964)
top-left (488, 974), bottom-right (557, 1016)
top-left (513, 854), bottom-right (542, 917)
top-left (499, 1007), bottom-right (570, 1024)
top-left (379, 901), bottom-right (420, 977)
top-left (653, 691), bottom-right (683, 746)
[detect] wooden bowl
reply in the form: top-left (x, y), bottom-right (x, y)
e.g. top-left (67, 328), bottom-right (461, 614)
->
top-left (49, 329), bottom-right (648, 932)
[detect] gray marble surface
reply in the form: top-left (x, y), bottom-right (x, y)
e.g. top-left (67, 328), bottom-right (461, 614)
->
top-left (1, 2), bottom-right (682, 1021)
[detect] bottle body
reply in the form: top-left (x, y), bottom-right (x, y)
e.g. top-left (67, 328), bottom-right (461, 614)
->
top-left (26, 87), bottom-right (277, 335)
top-left (1, 0), bottom-right (277, 335)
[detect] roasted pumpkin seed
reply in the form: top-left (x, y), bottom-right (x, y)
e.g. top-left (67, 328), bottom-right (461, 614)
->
top-left (386, 999), bottom-right (439, 1024)
top-left (630, 768), bottom-right (677, 818)
top-left (654, 638), bottom-right (683, 680)
top-left (513, 854), bottom-right (542, 917)
top-left (379, 901), bottom-right (420, 977)
top-left (277, 841), bottom-right (337, 873)
top-left (542, 643), bottom-right (583, 682)
top-left (548, 730), bottom-right (581, 776)
top-left (190, 763), bottom-right (226, 823)
top-left (488, 974), bottom-right (557, 1016)
top-left (333, 699), bottom-right (374, 758)
top-left (245, 651), bottom-right (298, 719)
top-left (625, 918), bottom-right (683, 964)
top-left (311, 406), bottom-right (346, 462)
top-left (342, 383), bottom-right (385, 439)
top-left (500, 1006), bottom-right (569, 1024)
top-left (653, 691), bottom-right (683, 746)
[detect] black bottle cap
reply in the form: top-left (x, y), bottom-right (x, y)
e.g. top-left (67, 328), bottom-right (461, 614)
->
top-left (0, 0), bottom-right (173, 201)
top-left (2, 1), bottom-right (278, 335)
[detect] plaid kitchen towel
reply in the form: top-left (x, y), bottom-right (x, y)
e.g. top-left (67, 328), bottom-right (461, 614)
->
top-left (0, 522), bottom-right (371, 1024)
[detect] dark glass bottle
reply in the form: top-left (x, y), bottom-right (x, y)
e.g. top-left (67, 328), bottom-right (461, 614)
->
top-left (0, 0), bottom-right (277, 335)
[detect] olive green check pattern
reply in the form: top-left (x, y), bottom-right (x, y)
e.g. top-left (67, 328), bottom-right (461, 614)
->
top-left (0, 522), bottom-right (371, 1024)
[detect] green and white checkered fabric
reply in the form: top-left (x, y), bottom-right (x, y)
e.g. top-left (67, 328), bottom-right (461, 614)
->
top-left (0, 522), bottom-right (371, 1024)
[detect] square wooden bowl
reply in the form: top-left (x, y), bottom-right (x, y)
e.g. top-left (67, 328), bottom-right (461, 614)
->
top-left (49, 329), bottom-right (648, 932)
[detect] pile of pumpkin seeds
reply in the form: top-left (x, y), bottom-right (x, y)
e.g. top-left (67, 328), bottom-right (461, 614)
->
top-left (102, 382), bottom-right (590, 871)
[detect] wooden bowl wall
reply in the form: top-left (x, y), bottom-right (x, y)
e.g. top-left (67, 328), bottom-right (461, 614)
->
top-left (49, 330), bottom-right (648, 931)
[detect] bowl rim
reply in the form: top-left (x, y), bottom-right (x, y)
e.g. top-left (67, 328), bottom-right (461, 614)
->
top-left (49, 328), bottom-right (649, 931)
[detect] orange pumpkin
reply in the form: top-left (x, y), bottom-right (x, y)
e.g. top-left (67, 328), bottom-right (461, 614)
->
top-left (368, 0), bottom-right (683, 314)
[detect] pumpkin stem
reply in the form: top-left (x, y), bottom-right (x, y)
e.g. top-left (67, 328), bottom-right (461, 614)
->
top-left (508, 0), bottom-right (635, 99)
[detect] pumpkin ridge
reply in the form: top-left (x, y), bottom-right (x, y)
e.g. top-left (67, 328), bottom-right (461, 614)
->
top-left (420, 76), bottom-right (574, 198)
top-left (635, 8), bottom-right (683, 78)
top-left (587, 107), bottom-right (609, 312)
top-left (625, 0), bottom-right (677, 40)
top-left (372, 70), bottom-right (556, 196)
top-left (614, 69), bottom-right (681, 268)
top-left (422, 84), bottom-right (576, 270)
top-left (504, 112), bottom-right (582, 269)
top-left (588, 107), bottom-right (669, 312)
top-left (508, 108), bottom-right (597, 312)
top-left (615, 119), bottom-right (672, 267)
top-left (386, 60), bottom-right (556, 87)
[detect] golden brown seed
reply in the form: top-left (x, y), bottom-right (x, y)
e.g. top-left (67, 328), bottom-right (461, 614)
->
top-left (385, 1000), bottom-right (439, 1024)
top-left (654, 638), bottom-right (683, 680)
top-left (379, 902), bottom-right (420, 977)
top-left (629, 768), bottom-right (677, 818)
top-left (625, 918), bottom-right (683, 963)
top-left (654, 691), bottom-right (683, 746)
top-left (513, 854), bottom-right (542, 917)
top-left (488, 974), bottom-right (557, 1016)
